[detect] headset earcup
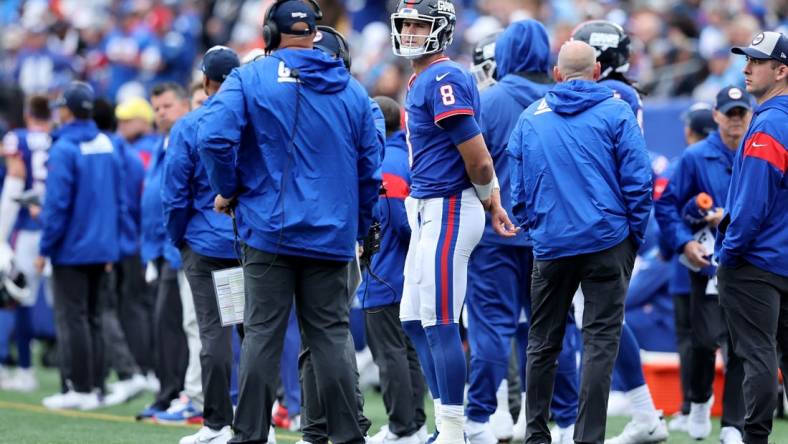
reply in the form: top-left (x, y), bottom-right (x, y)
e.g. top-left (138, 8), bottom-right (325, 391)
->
top-left (263, 21), bottom-right (279, 50)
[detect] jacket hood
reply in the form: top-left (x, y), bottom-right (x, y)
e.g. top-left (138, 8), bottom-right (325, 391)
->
top-left (545, 80), bottom-right (613, 115)
top-left (755, 94), bottom-right (788, 115)
top-left (495, 19), bottom-right (551, 79)
top-left (275, 48), bottom-right (349, 94)
top-left (53, 119), bottom-right (100, 142)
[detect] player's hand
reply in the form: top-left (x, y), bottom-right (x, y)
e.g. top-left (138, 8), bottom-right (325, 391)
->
top-left (34, 256), bottom-right (47, 274)
top-left (214, 194), bottom-right (235, 216)
top-left (683, 240), bottom-right (710, 268)
top-left (490, 204), bottom-right (520, 238)
top-left (29, 204), bottom-right (42, 219)
top-left (704, 207), bottom-right (724, 228)
top-left (105, 262), bottom-right (114, 273)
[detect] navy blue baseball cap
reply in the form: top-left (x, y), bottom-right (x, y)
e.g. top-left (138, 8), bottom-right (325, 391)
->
top-left (51, 81), bottom-right (95, 115)
top-left (201, 46), bottom-right (240, 82)
top-left (731, 31), bottom-right (788, 65)
top-left (272, 0), bottom-right (317, 35)
top-left (682, 102), bottom-right (717, 137)
top-left (715, 86), bottom-right (752, 114)
top-left (313, 26), bottom-right (350, 68)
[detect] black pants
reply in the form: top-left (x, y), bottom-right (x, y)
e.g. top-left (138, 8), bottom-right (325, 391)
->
top-left (718, 262), bottom-right (788, 444)
top-left (525, 239), bottom-right (636, 444)
top-left (152, 258), bottom-right (189, 408)
top-left (117, 254), bottom-right (155, 374)
top-left (688, 272), bottom-right (745, 430)
top-left (52, 264), bottom-right (107, 393)
top-left (672, 293), bottom-right (692, 415)
top-left (181, 246), bottom-right (239, 429)
top-left (102, 265), bottom-right (141, 381)
top-left (230, 246), bottom-right (364, 444)
top-left (365, 304), bottom-right (426, 437)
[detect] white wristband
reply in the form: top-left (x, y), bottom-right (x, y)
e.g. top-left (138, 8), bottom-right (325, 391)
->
top-left (473, 174), bottom-right (499, 201)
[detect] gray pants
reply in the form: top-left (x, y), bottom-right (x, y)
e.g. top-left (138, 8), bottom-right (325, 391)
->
top-left (718, 262), bottom-right (788, 444)
top-left (525, 239), bottom-right (636, 444)
top-left (102, 265), bottom-right (141, 381)
top-left (181, 246), bottom-right (239, 429)
top-left (365, 304), bottom-right (426, 437)
top-left (152, 259), bottom-right (189, 408)
top-left (672, 293), bottom-right (692, 415)
top-left (52, 264), bottom-right (107, 393)
top-left (117, 254), bottom-right (155, 374)
top-left (688, 272), bottom-right (744, 430)
top-left (230, 246), bottom-right (364, 444)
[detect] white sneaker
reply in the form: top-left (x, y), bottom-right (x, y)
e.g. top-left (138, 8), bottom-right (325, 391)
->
top-left (356, 347), bottom-right (380, 391)
top-left (268, 426), bottom-right (277, 444)
top-left (289, 414), bottom-right (301, 432)
top-left (667, 412), bottom-right (689, 432)
top-left (605, 416), bottom-right (668, 443)
top-left (416, 425), bottom-right (429, 444)
top-left (550, 424), bottom-right (574, 444)
top-left (489, 380), bottom-right (514, 441)
top-left (688, 396), bottom-right (714, 440)
top-left (608, 391), bottom-right (632, 417)
top-left (434, 416), bottom-right (466, 444)
top-left (42, 390), bottom-right (101, 411)
top-left (145, 371), bottom-right (160, 393)
top-left (104, 374), bottom-right (147, 406)
top-left (179, 425), bottom-right (232, 444)
top-left (719, 426), bottom-right (744, 444)
top-left (0, 365), bottom-right (10, 388)
top-left (465, 419), bottom-right (496, 444)
top-left (2, 367), bottom-right (38, 392)
top-left (512, 395), bottom-right (526, 442)
top-left (370, 424), bottom-right (428, 444)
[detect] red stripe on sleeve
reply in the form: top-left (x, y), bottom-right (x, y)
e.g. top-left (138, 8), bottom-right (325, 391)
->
top-left (382, 173), bottom-right (410, 199)
top-left (434, 109), bottom-right (474, 123)
top-left (743, 131), bottom-right (787, 174)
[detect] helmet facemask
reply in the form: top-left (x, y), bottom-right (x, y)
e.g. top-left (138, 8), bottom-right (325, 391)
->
top-left (470, 59), bottom-right (496, 90)
top-left (391, 11), bottom-right (452, 59)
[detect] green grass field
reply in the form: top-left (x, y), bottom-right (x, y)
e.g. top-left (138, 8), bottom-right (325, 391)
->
top-left (1, 367), bottom-right (787, 443)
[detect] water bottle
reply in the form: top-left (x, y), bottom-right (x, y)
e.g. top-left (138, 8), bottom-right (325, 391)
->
top-left (681, 192), bottom-right (713, 231)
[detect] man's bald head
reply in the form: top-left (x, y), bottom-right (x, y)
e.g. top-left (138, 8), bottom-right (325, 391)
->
top-left (554, 41), bottom-right (601, 83)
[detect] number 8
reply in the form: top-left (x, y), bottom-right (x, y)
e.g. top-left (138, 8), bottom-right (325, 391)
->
top-left (440, 85), bottom-right (455, 106)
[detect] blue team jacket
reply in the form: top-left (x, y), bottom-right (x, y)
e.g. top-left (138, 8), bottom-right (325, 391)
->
top-left (655, 131), bottom-right (734, 278)
top-left (141, 136), bottom-right (181, 268)
top-left (479, 19), bottom-right (552, 247)
top-left (107, 132), bottom-right (145, 258)
top-left (716, 95), bottom-right (788, 277)
top-left (358, 131), bottom-right (411, 309)
top-left (196, 48), bottom-right (381, 262)
top-left (162, 100), bottom-right (236, 260)
top-left (39, 120), bottom-right (123, 265)
top-left (507, 80), bottom-right (653, 260)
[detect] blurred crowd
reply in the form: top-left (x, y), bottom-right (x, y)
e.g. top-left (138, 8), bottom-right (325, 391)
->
top-left (0, 0), bottom-right (786, 134)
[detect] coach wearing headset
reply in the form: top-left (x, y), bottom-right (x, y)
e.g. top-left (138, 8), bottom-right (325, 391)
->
top-left (196, 1), bottom-right (382, 443)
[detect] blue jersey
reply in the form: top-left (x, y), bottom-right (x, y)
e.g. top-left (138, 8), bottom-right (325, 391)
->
top-left (405, 57), bottom-right (481, 199)
top-left (599, 78), bottom-right (643, 130)
top-left (2, 128), bottom-right (52, 231)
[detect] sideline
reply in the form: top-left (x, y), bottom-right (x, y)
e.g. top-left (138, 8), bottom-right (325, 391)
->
top-left (0, 400), bottom-right (300, 442)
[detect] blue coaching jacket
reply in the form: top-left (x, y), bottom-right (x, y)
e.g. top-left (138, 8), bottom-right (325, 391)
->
top-left (655, 131), bottom-right (734, 277)
top-left (162, 100), bottom-right (236, 260)
top-left (196, 48), bottom-right (381, 262)
top-left (716, 95), bottom-right (788, 277)
top-left (358, 131), bottom-right (411, 309)
top-left (39, 120), bottom-right (124, 265)
top-left (507, 80), bottom-right (653, 260)
top-left (108, 132), bottom-right (145, 259)
top-left (479, 19), bottom-right (552, 248)
top-left (141, 136), bottom-right (181, 268)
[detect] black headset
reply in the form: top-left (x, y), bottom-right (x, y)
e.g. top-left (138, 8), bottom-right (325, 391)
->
top-left (262, 0), bottom-right (323, 52)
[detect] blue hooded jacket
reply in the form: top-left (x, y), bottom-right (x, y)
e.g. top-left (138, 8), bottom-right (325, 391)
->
top-left (162, 100), bottom-right (236, 260)
top-left (107, 132), bottom-right (145, 258)
top-left (507, 80), bottom-right (653, 260)
top-left (655, 131), bottom-right (734, 277)
top-left (197, 48), bottom-right (382, 262)
top-left (39, 120), bottom-right (124, 265)
top-left (480, 19), bottom-right (552, 247)
top-left (141, 136), bottom-right (181, 268)
top-left (716, 95), bottom-right (788, 277)
top-left (357, 131), bottom-right (411, 309)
